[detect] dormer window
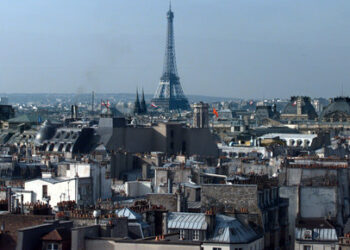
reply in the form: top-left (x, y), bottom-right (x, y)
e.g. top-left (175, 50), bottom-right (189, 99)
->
top-left (193, 230), bottom-right (199, 241)
top-left (47, 243), bottom-right (58, 250)
top-left (179, 229), bottom-right (185, 240)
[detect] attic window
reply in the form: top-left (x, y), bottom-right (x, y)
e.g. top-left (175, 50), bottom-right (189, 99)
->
top-left (47, 243), bottom-right (58, 250)
top-left (179, 230), bottom-right (185, 239)
top-left (193, 230), bottom-right (199, 241)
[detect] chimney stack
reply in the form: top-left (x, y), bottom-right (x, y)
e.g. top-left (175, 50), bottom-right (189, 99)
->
top-left (167, 178), bottom-right (173, 194)
top-left (7, 188), bottom-right (11, 213)
top-left (205, 209), bottom-right (216, 237)
top-left (162, 212), bottom-right (168, 235)
top-left (71, 105), bottom-right (78, 120)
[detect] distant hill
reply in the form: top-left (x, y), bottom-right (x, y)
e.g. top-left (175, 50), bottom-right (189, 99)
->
top-left (0, 93), bottom-right (239, 104)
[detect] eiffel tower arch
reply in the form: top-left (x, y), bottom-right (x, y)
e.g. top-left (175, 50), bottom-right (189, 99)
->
top-left (151, 4), bottom-right (190, 111)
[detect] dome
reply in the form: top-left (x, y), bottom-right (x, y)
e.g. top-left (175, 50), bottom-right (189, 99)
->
top-left (282, 96), bottom-right (318, 120)
top-left (320, 97), bottom-right (350, 121)
top-left (35, 120), bottom-right (57, 144)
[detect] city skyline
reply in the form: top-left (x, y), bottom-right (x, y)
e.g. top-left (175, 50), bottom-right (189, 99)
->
top-left (0, 0), bottom-right (349, 98)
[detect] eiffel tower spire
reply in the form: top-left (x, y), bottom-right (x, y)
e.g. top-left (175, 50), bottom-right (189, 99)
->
top-left (151, 5), bottom-right (190, 111)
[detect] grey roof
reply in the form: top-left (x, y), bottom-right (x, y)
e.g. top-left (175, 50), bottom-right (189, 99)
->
top-left (168, 212), bottom-right (207, 230)
top-left (208, 214), bottom-right (260, 243)
top-left (295, 227), bottom-right (338, 242)
top-left (25, 177), bottom-right (74, 184)
top-left (321, 97), bottom-right (350, 119)
top-left (187, 201), bottom-right (201, 209)
top-left (282, 96), bottom-right (318, 119)
top-left (167, 212), bottom-right (261, 243)
top-left (255, 105), bottom-right (279, 120)
top-left (181, 182), bottom-right (200, 189)
top-left (115, 207), bottom-right (142, 220)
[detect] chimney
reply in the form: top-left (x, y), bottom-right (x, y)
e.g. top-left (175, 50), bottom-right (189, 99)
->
top-left (176, 189), bottom-right (183, 212)
top-left (21, 194), bottom-right (24, 214)
top-left (71, 105), bottom-right (78, 120)
top-left (167, 178), bottom-right (173, 193)
top-left (7, 188), bottom-right (11, 213)
top-left (162, 212), bottom-right (168, 235)
top-left (205, 209), bottom-right (216, 237)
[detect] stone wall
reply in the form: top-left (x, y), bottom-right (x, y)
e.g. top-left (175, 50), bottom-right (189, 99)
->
top-left (147, 193), bottom-right (177, 212)
top-left (201, 184), bottom-right (259, 214)
top-left (279, 186), bottom-right (299, 243)
top-left (300, 186), bottom-right (337, 218)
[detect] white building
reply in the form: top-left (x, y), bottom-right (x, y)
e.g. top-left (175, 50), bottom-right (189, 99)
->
top-left (61, 162), bottom-right (112, 202)
top-left (258, 133), bottom-right (318, 148)
top-left (22, 162), bottom-right (112, 208)
top-left (24, 175), bottom-right (85, 208)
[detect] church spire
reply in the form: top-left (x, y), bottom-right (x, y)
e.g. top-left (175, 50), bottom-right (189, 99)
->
top-left (133, 88), bottom-right (141, 115)
top-left (140, 88), bottom-right (147, 114)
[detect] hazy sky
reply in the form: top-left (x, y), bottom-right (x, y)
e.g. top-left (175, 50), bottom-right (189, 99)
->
top-left (0, 0), bottom-right (349, 98)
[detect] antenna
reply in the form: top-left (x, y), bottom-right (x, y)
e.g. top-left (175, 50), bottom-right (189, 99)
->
top-left (92, 91), bottom-right (95, 115)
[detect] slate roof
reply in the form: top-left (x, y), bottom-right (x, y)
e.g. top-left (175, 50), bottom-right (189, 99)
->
top-left (282, 96), bottom-right (318, 119)
top-left (168, 212), bottom-right (207, 230)
top-left (209, 214), bottom-right (259, 243)
top-left (115, 207), bottom-right (142, 220)
top-left (25, 177), bottom-right (75, 184)
top-left (321, 97), bottom-right (350, 119)
top-left (167, 212), bottom-right (261, 243)
top-left (8, 114), bottom-right (51, 124)
top-left (295, 227), bottom-right (338, 242)
top-left (295, 218), bottom-right (338, 242)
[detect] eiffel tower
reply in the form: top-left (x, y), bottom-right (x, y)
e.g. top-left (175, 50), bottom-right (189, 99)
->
top-left (151, 4), bottom-right (190, 111)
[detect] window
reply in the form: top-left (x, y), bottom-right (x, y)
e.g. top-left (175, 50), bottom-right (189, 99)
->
top-left (303, 246), bottom-right (311, 250)
top-left (193, 230), bottom-right (199, 241)
top-left (42, 185), bottom-right (48, 198)
top-left (180, 230), bottom-right (185, 239)
top-left (47, 243), bottom-right (58, 250)
top-left (213, 248), bottom-right (222, 250)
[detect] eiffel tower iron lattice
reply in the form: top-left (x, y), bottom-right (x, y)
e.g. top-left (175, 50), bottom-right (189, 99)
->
top-left (151, 4), bottom-right (190, 111)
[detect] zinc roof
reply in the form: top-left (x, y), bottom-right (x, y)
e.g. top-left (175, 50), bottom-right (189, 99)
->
top-left (295, 227), bottom-right (338, 242)
top-left (168, 212), bottom-right (207, 230)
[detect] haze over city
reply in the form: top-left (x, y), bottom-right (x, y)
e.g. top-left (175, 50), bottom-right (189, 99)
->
top-left (0, 0), bottom-right (349, 98)
top-left (2, 1), bottom-right (350, 250)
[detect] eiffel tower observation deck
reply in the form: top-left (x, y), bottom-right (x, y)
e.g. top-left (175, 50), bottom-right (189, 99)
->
top-left (151, 4), bottom-right (190, 111)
